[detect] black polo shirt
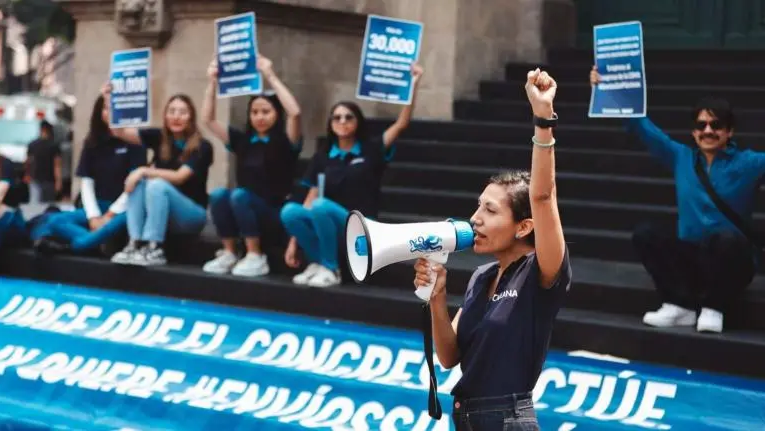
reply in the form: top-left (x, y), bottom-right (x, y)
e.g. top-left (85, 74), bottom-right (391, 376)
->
top-left (139, 128), bottom-right (213, 208)
top-left (452, 247), bottom-right (572, 398)
top-left (300, 137), bottom-right (393, 217)
top-left (227, 126), bottom-right (301, 206)
top-left (27, 137), bottom-right (60, 183)
top-left (76, 136), bottom-right (147, 203)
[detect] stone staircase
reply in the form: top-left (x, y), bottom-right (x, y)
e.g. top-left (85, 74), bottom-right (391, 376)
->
top-left (360, 48), bottom-right (765, 378)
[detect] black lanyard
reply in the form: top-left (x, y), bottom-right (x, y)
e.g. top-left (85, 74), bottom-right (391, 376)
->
top-left (422, 303), bottom-right (443, 419)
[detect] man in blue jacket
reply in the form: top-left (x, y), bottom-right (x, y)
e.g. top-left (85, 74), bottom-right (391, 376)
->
top-left (591, 67), bottom-right (763, 333)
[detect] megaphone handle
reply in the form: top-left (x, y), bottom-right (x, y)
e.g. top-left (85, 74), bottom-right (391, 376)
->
top-left (415, 252), bottom-right (449, 301)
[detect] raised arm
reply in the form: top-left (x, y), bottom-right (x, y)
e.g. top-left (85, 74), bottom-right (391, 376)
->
top-left (526, 69), bottom-right (566, 289)
top-left (258, 55), bottom-right (302, 145)
top-left (590, 66), bottom-right (683, 167)
top-left (202, 59), bottom-right (230, 143)
top-left (382, 63), bottom-right (424, 149)
top-left (101, 82), bottom-right (142, 145)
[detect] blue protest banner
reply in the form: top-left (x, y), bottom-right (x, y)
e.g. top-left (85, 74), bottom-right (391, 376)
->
top-left (109, 48), bottom-right (151, 128)
top-left (215, 12), bottom-right (261, 98)
top-left (588, 21), bottom-right (647, 118)
top-left (0, 275), bottom-right (763, 430)
top-left (356, 15), bottom-right (423, 105)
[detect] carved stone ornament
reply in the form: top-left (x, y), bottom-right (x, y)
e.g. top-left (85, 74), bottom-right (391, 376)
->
top-left (114, 0), bottom-right (173, 48)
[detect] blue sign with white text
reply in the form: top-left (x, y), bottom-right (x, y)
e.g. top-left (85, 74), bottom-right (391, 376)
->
top-left (589, 21), bottom-right (647, 118)
top-left (0, 276), bottom-right (762, 430)
top-left (215, 12), bottom-right (261, 98)
top-left (109, 48), bottom-right (151, 128)
top-left (356, 15), bottom-right (423, 105)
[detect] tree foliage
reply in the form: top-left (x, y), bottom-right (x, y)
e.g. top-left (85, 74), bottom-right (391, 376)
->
top-left (4, 0), bottom-right (76, 49)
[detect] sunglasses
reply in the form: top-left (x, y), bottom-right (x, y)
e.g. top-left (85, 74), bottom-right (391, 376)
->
top-left (694, 120), bottom-right (727, 131)
top-left (331, 114), bottom-right (355, 122)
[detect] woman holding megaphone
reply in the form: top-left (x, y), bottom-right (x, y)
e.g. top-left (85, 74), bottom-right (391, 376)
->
top-left (280, 63), bottom-right (424, 288)
top-left (414, 69), bottom-right (571, 431)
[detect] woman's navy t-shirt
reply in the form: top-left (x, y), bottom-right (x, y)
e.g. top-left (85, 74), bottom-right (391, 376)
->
top-left (76, 136), bottom-right (147, 203)
top-left (300, 136), bottom-right (394, 217)
top-left (139, 128), bottom-right (213, 208)
top-left (227, 126), bottom-right (301, 206)
top-left (452, 247), bottom-right (572, 399)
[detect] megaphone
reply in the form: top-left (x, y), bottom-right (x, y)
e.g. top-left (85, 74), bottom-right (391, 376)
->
top-left (345, 210), bottom-right (475, 301)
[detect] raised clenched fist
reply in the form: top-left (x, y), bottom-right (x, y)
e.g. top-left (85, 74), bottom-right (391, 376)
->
top-left (525, 68), bottom-right (557, 119)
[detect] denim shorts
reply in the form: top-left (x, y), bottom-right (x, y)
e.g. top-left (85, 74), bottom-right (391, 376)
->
top-left (452, 392), bottom-right (539, 431)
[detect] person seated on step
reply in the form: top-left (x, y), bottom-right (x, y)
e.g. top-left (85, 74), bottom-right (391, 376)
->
top-left (200, 54), bottom-right (303, 277)
top-left (414, 68), bottom-right (569, 431)
top-left (280, 63), bottom-right (424, 288)
top-left (0, 156), bottom-right (27, 249)
top-left (591, 66), bottom-right (762, 334)
top-left (34, 94), bottom-right (147, 255)
top-left (103, 87), bottom-right (214, 266)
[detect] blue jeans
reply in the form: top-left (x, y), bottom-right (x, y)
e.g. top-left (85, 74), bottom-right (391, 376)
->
top-left (127, 178), bottom-right (207, 243)
top-left (0, 209), bottom-right (26, 248)
top-left (209, 187), bottom-right (279, 238)
top-left (47, 202), bottom-right (127, 251)
top-left (452, 393), bottom-right (539, 431)
top-left (280, 197), bottom-right (348, 271)
top-left (29, 181), bottom-right (55, 204)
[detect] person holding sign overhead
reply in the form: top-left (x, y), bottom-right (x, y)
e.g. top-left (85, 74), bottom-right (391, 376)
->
top-left (413, 69), bottom-right (569, 431)
top-left (104, 87), bottom-right (214, 266)
top-left (201, 54), bottom-right (303, 277)
top-left (591, 67), bottom-right (761, 333)
top-left (280, 63), bottom-right (424, 288)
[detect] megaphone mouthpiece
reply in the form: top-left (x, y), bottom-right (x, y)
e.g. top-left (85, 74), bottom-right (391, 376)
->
top-left (449, 219), bottom-right (475, 252)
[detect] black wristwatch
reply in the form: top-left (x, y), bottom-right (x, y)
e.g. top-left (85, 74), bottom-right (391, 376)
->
top-left (533, 112), bottom-right (558, 129)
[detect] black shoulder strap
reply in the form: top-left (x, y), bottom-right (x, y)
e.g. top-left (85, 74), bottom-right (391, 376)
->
top-left (693, 153), bottom-right (764, 248)
top-left (422, 303), bottom-right (442, 420)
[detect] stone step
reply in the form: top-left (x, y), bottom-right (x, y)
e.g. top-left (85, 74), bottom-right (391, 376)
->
top-left (454, 100), bottom-right (765, 133)
top-left (481, 80), bottom-right (765, 110)
top-left (366, 119), bottom-right (765, 153)
top-left (504, 62), bottom-right (765, 88)
top-left (377, 185), bottom-right (765, 236)
top-left (546, 48), bottom-right (765, 67)
top-left (389, 139), bottom-right (671, 178)
top-left (383, 161), bottom-right (765, 212)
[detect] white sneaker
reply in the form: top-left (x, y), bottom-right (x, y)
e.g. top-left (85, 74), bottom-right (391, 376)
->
top-left (111, 241), bottom-right (141, 265)
top-left (132, 244), bottom-right (167, 266)
top-left (231, 253), bottom-right (270, 277)
top-left (293, 263), bottom-right (322, 285)
top-left (306, 266), bottom-right (342, 288)
top-left (642, 303), bottom-right (697, 328)
top-left (203, 251), bottom-right (239, 274)
top-left (697, 308), bottom-right (723, 333)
